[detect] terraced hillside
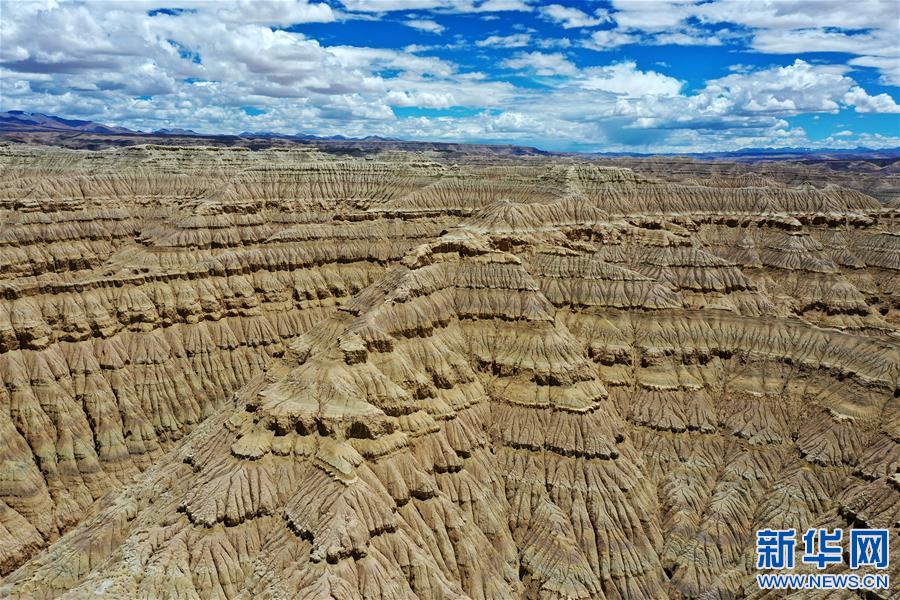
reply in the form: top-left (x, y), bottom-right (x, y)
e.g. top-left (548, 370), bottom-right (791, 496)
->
top-left (0, 144), bottom-right (896, 599)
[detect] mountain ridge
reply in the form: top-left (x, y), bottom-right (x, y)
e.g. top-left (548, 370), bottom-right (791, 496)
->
top-left (2, 110), bottom-right (897, 159)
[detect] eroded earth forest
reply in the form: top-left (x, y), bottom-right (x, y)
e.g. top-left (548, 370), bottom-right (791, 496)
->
top-left (0, 143), bottom-right (896, 599)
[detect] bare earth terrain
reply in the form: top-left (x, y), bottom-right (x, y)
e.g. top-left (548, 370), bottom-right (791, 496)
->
top-left (0, 142), bottom-right (896, 598)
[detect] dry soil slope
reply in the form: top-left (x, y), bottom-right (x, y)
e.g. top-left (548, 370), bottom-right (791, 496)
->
top-left (0, 146), bottom-right (577, 574)
top-left (0, 148), bottom-right (897, 599)
top-left (0, 146), bottom-right (451, 573)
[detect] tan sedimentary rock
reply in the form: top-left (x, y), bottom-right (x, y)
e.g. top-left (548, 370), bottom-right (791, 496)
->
top-left (0, 145), bottom-right (896, 598)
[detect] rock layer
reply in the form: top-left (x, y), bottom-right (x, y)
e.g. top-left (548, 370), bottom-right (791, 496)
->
top-left (0, 145), bottom-right (896, 599)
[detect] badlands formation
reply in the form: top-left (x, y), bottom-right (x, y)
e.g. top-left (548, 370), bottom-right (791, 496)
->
top-left (0, 143), bottom-right (896, 599)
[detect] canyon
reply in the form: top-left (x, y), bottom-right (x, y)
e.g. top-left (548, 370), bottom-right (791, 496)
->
top-left (0, 141), bottom-right (896, 598)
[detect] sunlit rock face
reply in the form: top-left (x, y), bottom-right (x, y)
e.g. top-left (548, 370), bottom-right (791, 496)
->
top-left (0, 145), bottom-right (896, 599)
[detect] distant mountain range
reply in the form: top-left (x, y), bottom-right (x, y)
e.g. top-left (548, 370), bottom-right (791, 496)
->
top-left (0, 110), bottom-right (136, 135)
top-left (0, 111), bottom-right (400, 143)
top-left (152, 127), bottom-right (200, 136)
top-left (238, 131), bottom-right (401, 142)
top-left (1, 110), bottom-right (897, 160)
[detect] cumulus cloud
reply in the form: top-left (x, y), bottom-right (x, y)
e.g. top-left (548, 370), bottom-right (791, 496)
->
top-left (653, 31), bottom-right (723, 46)
top-left (0, 0), bottom-right (896, 153)
top-left (843, 86), bottom-right (900, 113)
top-left (339, 0), bottom-right (532, 13)
top-left (597, 0), bottom-right (900, 84)
top-left (475, 33), bottom-right (532, 47)
top-left (384, 90), bottom-right (454, 108)
top-left (539, 4), bottom-right (609, 29)
top-left (580, 62), bottom-right (683, 97)
top-left (217, 1), bottom-right (336, 25)
top-left (582, 29), bottom-right (638, 50)
top-left (0, 1), bottom-right (508, 135)
top-left (405, 19), bottom-right (445, 33)
top-left (702, 60), bottom-right (899, 115)
top-left (694, 0), bottom-right (897, 32)
top-left (502, 51), bottom-right (577, 76)
top-left (536, 37), bottom-right (572, 49)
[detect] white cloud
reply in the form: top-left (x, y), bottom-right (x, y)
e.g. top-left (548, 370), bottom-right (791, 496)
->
top-left (539, 4), bottom-right (608, 29)
top-left (384, 89), bottom-right (455, 107)
top-left (694, 0), bottom-right (898, 32)
top-left (340, 0), bottom-right (452, 11)
top-left (580, 61), bottom-right (683, 97)
top-left (608, 0), bottom-right (692, 32)
top-left (502, 51), bottom-right (577, 76)
top-left (600, 0), bottom-right (900, 85)
top-left (607, 0), bottom-right (898, 33)
top-left (475, 33), bottom-right (532, 47)
top-left (0, 0), bottom-right (896, 153)
top-left (751, 26), bottom-right (899, 86)
top-left (848, 56), bottom-right (900, 86)
top-left (581, 26), bottom-right (728, 51)
top-left (817, 131), bottom-right (900, 149)
top-left (339, 0), bottom-right (531, 13)
top-left (537, 37), bottom-right (572, 49)
top-left (494, 58), bottom-right (898, 151)
top-left (0, 0), bottom-right (516, 136)
top-left (702, 60), bottom-right (899, 115)
top-left (751, 28), bottom-right (895, 58)
top-left (582, 29), bottom-right (638, 50)
top-left (217, 1), bottom-right (336, 25)
top-left (476, 0), bottom-right (532, 11)
top-left (843, 86), bottom-right (900, 113)
top-left (405, 19), bottom-right (445, 33)
top-left (653, 31), bottom-right (722, 46)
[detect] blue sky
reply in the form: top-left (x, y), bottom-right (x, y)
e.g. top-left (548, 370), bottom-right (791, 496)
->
top-left (1, 0), bottom-right (898, 152)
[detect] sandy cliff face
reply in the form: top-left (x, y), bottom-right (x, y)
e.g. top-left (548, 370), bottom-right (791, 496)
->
top-left (0, 145), bottom-right (896, 599)
top-left (602, 156), bottom-right (900, 206)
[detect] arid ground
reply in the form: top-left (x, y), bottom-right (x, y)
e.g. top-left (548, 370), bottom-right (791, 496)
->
top-left (0, 141), bottom-right (896, 599)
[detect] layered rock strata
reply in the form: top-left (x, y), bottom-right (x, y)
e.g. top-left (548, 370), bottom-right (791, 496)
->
top-left (0, 145), bottom-right (896, 598)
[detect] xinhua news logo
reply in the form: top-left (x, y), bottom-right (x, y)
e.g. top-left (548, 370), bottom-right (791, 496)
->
top-left (755, 528), bottom-right (891, 591)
